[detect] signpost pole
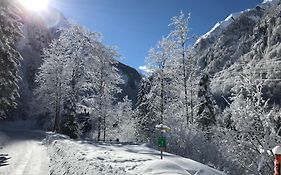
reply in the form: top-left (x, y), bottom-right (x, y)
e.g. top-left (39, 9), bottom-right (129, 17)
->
top-left (156, 124), bottom-right (170, 160)
top-left (161, 131), bottom-right (163, 159)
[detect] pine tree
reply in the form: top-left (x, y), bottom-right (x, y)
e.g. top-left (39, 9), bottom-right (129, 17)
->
top-left (136, 77), bottom-right (159, 142)
top-left (196, 73), bottom-right (216, 135)
top-left (0, 0), bottom-right (22, 116)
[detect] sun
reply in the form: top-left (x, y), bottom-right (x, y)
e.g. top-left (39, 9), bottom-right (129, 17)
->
top-left (19, 0), bottom-right (49, 11)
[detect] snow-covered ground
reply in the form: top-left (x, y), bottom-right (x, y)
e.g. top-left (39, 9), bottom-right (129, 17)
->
top-left (44, 133), bottom-right (225, 175)
top-left (0, 121), bottom-right (225, 175)
top-left (0, 128), bottom-right (50, 175)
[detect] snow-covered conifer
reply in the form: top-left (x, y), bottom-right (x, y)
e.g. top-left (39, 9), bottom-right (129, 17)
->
top-left (0, 0), bottom-right (22, 116)
top-left (195, 72), bottom-right (217, 140)
top-left (136, 77), bottom-right (159, 142)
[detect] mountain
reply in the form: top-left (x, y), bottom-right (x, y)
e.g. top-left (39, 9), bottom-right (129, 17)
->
top-left (116, 62), bottom-right (142, 107)
top-left (193, 0), bottom-right (281, 107)
top-left (13, 6), bottom-right (141, 119)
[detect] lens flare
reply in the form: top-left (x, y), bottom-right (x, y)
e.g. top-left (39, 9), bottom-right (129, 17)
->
top-left (19, 0), bottom-right (49, 11)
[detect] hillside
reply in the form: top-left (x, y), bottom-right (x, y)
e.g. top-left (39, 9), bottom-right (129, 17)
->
top-left (193, 0), bottom-right (281, 106)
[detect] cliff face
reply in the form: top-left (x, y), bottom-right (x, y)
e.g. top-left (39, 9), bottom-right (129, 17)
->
top-left (192, 0), bottom-right (281, 106)
top-left (116, 62), bottom-right (142, 107)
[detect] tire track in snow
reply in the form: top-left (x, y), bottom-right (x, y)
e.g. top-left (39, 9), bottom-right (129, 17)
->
top-left (12, 141), bottom-right (34, 175)
top-left (0, 130), bottom-right (50, 175)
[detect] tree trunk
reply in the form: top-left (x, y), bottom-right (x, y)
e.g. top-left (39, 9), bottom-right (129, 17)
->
top-left (98, 64), bottom-right (104, 141)
top-left (53, 81), bottom-right (61, 132)
top-left (160, 69), bottom-right (164, 124)
top-left (182, 43), bottom-right (189, 125)
top-left (190, 86), bottom-right (194, 123)
top-left (103, 114), bottom-right (106, 142)
top-left (53, 101), bottom-right (59, 132)
top-left (98, 117), bottom-right (101, 141)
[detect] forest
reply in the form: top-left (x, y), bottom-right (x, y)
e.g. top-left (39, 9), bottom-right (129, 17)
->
top-left (1, 0), bottom-right (281, 174)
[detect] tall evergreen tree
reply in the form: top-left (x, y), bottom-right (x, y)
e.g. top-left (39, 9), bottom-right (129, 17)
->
top-left (135, 77), bottom-right (159, 142)
top-left (0, 0), bottom-right (22, 116)
top-left (196, 73), bottom-right (216, 134)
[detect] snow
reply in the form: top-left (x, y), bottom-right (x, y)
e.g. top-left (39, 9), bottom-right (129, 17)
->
top-left (272, 146), bottom-right (281, 155)
top-left (139, 65), bottom-right (153, 74)
top-left (0, 128), bottom-right (50, 175)
top-left (44, 133), bottom-right (225, 175)
top-left (260, 0), bottom-right (280, 8)
top-left (205, 12), bottom-right (242, 38)
top-left (195, 0), bottom-right (280, 45)
top-left (262, 0), bottom-right (280, 5)
top-left (155, 124), bottom-right (171, 132)
top-left (195, 11), bottom-right (245, 45)
top-left (141, 160), bottom-right (190, 175)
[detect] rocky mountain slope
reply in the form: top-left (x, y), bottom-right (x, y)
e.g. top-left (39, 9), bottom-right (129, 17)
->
top-left (193, 0), bottom-right (281, 106)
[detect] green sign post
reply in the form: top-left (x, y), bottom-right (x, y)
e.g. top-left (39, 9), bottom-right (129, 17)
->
top-left (156, 124), bottom-right (170, 160)
top-left (158, 136), bottom-right (166, 148)
top-left (158, 136), bottom-right (166, 159)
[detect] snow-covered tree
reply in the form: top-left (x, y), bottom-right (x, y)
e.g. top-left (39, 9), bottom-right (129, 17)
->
top-left (56, 26), bottom-right (95, 137)
top-left (168, 11), bottom-right (194, 124)
top-left (108, 96), bottom-right (136, 142)
top-left (215, 62), bottom-right (280, 174)
top-left (135, 77), bottom-right (159, 143)
top-left (0, 0), bottom-right (22, 116)
top-left (81, 37), bottom-right (123, 141)
top-left (34, 39), bottom-right (69, 132)
top-left (196, 72), bottom-right (216, 136)
top-left (145, 37), bottom-right (176, 125)
top-left (34, 25), bottom-right (123, 136)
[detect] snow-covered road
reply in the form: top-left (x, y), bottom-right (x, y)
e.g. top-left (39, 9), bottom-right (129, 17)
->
top-left (0, 129), bottom-right (50, 175)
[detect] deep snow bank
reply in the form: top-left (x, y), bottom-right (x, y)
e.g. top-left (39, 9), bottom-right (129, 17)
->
top-left (44, 133), bottom-right (225, 175)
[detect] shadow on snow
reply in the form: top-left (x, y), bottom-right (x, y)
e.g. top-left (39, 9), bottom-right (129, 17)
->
top-left (0, 154), bottom-right (10, 167)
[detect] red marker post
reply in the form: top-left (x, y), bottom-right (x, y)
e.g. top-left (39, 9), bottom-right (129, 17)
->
top-left (273, 146), bottom-right (281, 175)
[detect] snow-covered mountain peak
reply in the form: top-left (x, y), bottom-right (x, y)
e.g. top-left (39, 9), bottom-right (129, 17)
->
top-left (260, 0), bottom-right (280, 8)
top-left (194, 0), bottom-right (280, 46)
top-left (262, 0), bottom-right (280, 4)
top-left (195, 11), bottom-right (247, 45)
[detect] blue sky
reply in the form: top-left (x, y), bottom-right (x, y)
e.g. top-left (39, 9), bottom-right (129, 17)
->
top-left (49, 0), bottom-right (263, 70)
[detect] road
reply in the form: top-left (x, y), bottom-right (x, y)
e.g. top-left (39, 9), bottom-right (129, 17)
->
top-left (0, 129), bottom-right (50, 175)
